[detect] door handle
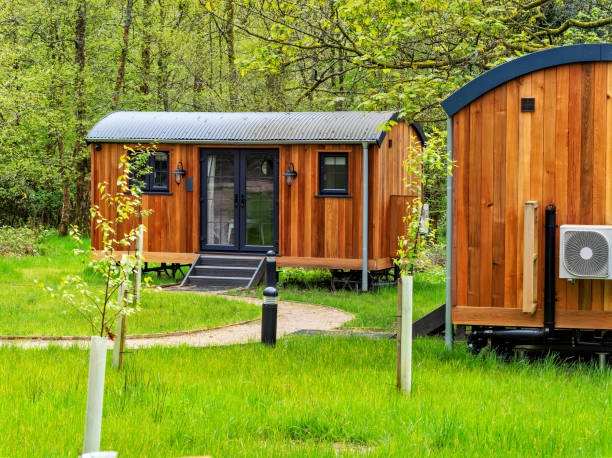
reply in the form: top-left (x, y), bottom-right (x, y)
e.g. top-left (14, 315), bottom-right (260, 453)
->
top-left (241, 194), bottom-right (246, 208)
top-left (234, 194), bottom-right (239, 208)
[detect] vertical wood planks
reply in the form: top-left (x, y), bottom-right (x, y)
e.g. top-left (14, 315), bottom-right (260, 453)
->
top-left (491, 86), bottom-right (507, 308)
top-left (454, 107), bottom-right (470, 308)
top-left (605, 62), bottom-right (612, 311)
top-left (452, 60), bottom-right (612, 317)
top-left (504, 80), bottom-right (519, 309)
top-left (554, 65), bottom-right (570, 310)
top-left (479, 91), bottom-right (495, 308)
top-left (468, 97), bottom-right (483, 306)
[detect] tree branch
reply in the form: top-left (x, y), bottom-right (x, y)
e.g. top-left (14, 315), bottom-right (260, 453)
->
top-left (535, 16), bottom-right (612, 37)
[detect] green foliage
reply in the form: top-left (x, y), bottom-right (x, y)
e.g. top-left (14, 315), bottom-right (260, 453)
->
top-left (44, 148), bottom-right (154, 337)
top-left (0, 160), bottom-right (63, 227)
top-left (277, 267), bottom-right (332, 288)
top-left (0, 226), bottom-right (48, 257)
top-left (395, 129), bottom-right (452, 276)
top-left (232, 0), bottom-right (612, 122)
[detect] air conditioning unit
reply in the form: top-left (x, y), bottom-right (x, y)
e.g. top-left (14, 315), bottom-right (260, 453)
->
top-left (559, 225), bottom-right (612, 279)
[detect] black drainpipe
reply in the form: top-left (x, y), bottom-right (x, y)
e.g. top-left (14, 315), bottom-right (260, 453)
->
top-left (543, 204), bottom-right (556, 333)
top-left (469, 204), bottom-right (557, 347)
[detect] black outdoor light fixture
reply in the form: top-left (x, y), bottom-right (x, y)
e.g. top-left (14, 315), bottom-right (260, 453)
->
top-left (173, 161), bottom-right (187, 185)
top-left (283, 162), bottom-right (298, 187)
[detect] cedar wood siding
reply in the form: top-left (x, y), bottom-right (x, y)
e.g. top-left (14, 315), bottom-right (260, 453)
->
top-left (278, 122), bottom-right (422, 270)
top-left (90, 121), bottom-right (422, 271)
top-left (450, 61), bottom-right (612, 330)
top-left (90, 142), bottom-right (200, 264)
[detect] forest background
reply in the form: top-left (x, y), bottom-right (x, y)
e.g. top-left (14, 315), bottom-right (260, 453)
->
top-left (1, 0), bottom-right (612, 235)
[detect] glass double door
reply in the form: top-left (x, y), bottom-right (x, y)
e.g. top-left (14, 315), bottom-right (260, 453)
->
top-left (201, 149), bottom-right (277, 252)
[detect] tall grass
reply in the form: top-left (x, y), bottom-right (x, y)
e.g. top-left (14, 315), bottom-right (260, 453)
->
top-left (0, 234), bottom-right (260, 336)
top-left (2, 233), bottom-right (445, 335)
top-left (1, 337), bottom-right (610, 457)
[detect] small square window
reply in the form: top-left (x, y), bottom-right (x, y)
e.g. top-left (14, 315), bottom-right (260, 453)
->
top-left (319, 152), bottom-right (348, 195)
top-left (131, 151), bottom-right (170, 193)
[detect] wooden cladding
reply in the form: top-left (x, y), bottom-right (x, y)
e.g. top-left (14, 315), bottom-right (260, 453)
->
top-left (451, 61), bottom-right (612, 329)
top-left (90, 143), bottom-right (200, 257)
top-left (277, 122), bottom-right (422, 270)
top-left (90, 122), bottom-right (422, 271)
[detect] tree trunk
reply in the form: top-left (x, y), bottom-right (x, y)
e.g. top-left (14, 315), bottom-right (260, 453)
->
top-left (74, 2), bottom-right (90, 234)
top-left (112, 0), bottom-right (134, 110)
top-left (224, 0), bottom-right (238, 107)
top-left (140, 0), bottom-right (152, 95)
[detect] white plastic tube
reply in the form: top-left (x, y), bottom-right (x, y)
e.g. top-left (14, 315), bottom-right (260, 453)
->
top-left (83, 335), bottom-right (108, 454)
top-left (399, 275), bottom-right (413, 395)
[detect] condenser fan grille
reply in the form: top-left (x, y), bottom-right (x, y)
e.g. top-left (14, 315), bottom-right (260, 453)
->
top-left (563, 230), bottom-right (609, 278)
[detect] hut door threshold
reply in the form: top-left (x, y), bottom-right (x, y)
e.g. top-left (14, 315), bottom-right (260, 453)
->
top-left (200, 148), bottom-right (278, 253)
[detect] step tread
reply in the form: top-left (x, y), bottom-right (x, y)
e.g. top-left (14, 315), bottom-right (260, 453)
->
top-left (180, 255), bottom-right (266, 289)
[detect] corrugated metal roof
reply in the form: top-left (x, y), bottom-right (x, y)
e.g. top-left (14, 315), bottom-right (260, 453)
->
top-left (85, 111), bottom-right (399, 146)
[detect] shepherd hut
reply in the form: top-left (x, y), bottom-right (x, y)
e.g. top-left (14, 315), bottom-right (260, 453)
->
top-left (86, 111), bottom-right (425, 291)
top-left (442, 44), bottom-right (612, 355)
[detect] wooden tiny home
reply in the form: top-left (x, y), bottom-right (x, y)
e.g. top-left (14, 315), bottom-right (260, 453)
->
top-left (442, 44), bottom-right (612, 347)
top-left (86, 111), bottom-right (424, 290)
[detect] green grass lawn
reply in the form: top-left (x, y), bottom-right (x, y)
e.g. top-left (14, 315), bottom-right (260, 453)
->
top-left (0, 233), bottom-right (444, 336)
top-left (0, 234), bottom-right (262, 336)
top-left (2, 234), bottom-right (610, 457)
top-left (2, 337), bottom-right (610, 457)
top-left (275, 269), bottom-right (446, 331)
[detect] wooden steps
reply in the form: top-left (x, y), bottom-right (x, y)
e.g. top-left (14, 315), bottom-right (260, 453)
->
top-left (412, 304), bottom-right (446, 337)
top-left (180, 255), bottom-right (265, 291)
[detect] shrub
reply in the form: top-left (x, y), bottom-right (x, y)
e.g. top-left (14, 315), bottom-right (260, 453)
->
top-left (0, 226), bottom-right (48, 257)
top-left (278, 267), bottom-right (332, 288)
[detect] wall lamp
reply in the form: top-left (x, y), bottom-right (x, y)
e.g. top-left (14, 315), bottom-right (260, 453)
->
top-left (172, 161), bottom-right (187, 185)
top-left (283, 162), bottom-right (298, 187)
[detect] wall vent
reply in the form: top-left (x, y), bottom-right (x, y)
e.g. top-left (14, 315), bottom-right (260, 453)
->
top-left (521, 98), bottom-right (536, 112)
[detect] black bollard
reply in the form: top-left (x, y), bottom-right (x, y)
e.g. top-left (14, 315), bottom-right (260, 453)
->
top-left (266, 250), bottom-right (277, 287)
top-left (261, 286), bottom-right (278, 346)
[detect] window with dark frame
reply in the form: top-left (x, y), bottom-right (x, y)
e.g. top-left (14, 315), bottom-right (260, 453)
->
top-left (149, 152), bottom-right (169, 191)
top-left (131, 151), bottom-right (170, 193)
top-left (319, 152), bottom-right (349, 195)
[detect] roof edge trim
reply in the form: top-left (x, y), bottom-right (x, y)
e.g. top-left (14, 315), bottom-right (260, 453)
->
top-left (441, 44), bottom-right (612, 117)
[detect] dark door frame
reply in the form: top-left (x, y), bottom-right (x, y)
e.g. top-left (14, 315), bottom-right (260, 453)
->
top-left (199, 148), bottom-right (279, 253)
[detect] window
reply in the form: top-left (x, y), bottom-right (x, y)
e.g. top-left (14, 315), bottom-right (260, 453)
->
top-left (319, 152), bottom-right (348, 195)
top-left (131, 151), bottom-right (170, 193)
top-left (147, 152), bottom-right (170, 192)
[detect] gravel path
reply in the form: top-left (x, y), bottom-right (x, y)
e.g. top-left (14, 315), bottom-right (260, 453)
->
top-left (1, 295), bottom-right (354, 349)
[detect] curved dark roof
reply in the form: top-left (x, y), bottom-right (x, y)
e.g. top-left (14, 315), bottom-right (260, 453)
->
top-left (441, 44), bottom-right (612, 117)
top-left (86, 111), bottom-right (421, 147)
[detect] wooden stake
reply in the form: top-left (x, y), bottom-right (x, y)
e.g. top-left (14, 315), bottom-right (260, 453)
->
top-left (112, 312), bottom-right (126, 370)
top-left (523, 201), bottom-right (539, 314)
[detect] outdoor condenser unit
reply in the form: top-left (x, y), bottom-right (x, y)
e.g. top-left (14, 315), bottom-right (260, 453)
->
top-left (559, 225), bottom-right (612, 279)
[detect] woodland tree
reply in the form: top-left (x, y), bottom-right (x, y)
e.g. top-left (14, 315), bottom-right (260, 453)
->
top-left (0, 0), bottom-right (611, 229)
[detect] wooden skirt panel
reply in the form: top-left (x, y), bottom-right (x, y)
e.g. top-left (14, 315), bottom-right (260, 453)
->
top-left (453, 306), bottom-right (612, 330)
top-left (277, 256), bottom-right (394, 271)
top-left (92, 251), bottom-right (199, 265)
